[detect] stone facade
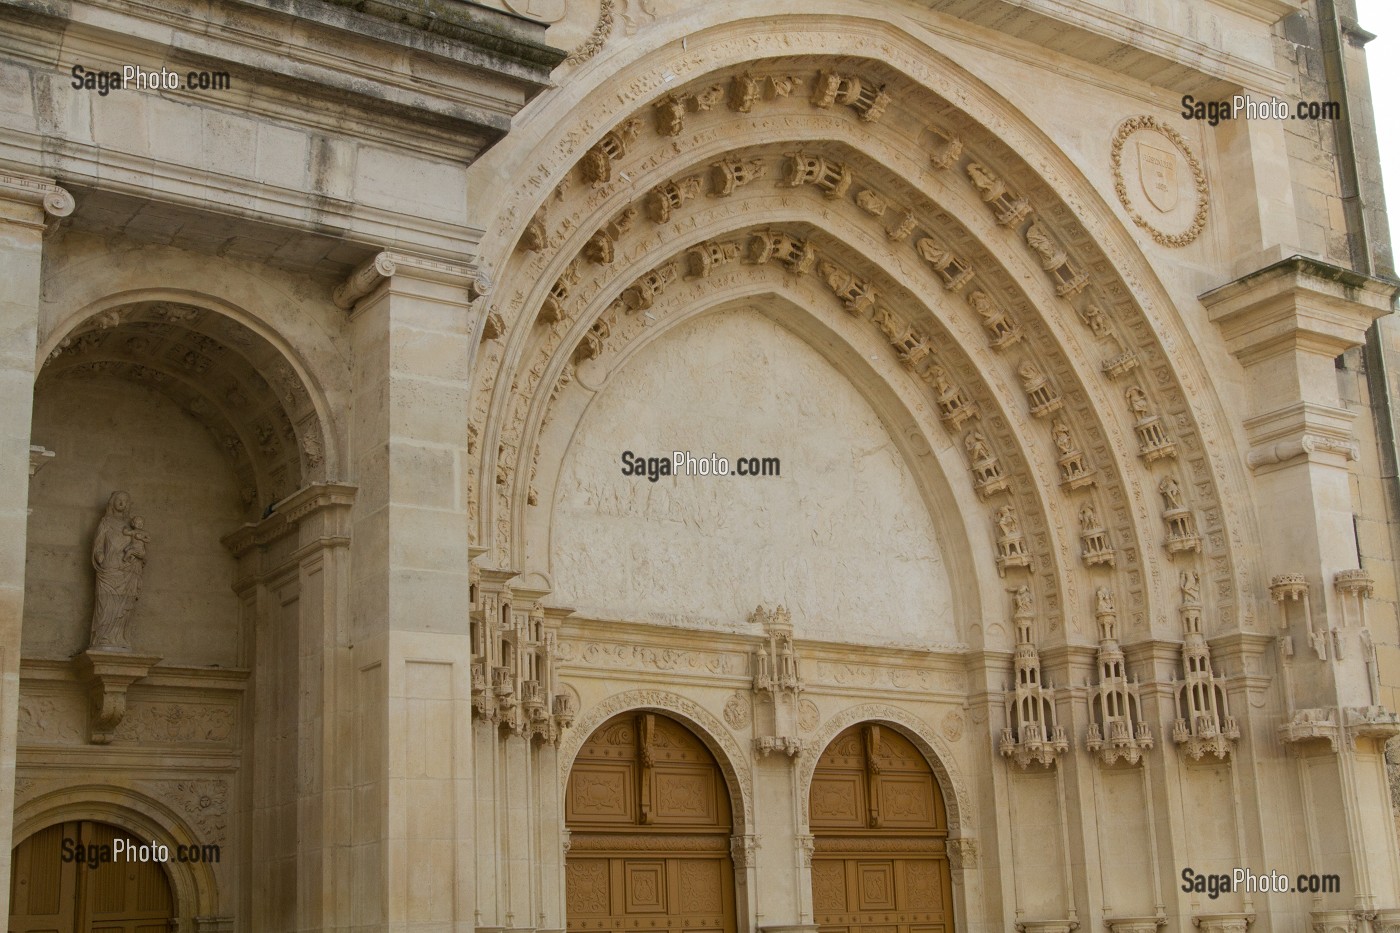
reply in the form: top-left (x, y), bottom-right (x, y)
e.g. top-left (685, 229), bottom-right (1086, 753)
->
top-left (2, 0), bottom-right (1400, 931)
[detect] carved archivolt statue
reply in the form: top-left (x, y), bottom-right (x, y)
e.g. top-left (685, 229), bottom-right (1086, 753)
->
top-left (89, 491), bottom-right (148, 651)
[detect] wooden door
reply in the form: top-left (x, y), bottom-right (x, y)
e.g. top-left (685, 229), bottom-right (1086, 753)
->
top-left (10, 821), bottom-right (175, 933)
top-left (809, 724), bottom-right (953, 933)
top-left (565, 712), bottom-right (736, 933)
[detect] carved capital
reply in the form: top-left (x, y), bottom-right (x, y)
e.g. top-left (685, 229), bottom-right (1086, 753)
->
top-left (333, 250), bottom-right (490, 310)
top-left (0, 171), bottom-right (75, 228)
top-left (74, 649), bottom-right (162, 744)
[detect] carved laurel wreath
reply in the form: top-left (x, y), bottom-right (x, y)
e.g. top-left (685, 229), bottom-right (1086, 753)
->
top-left (1109, 115), bottom-right (1209, 248)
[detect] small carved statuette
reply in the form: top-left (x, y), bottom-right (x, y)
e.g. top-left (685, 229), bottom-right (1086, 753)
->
top-left (89, 492), bottom-right (148, 651)
top-left (928, 127), bottom-right (963, 170)
top-left (784, 152), bottom-right (853, 199)
top-left (580, 118), bottom-right (641, 187)
top-left (915, 238), bottom-right (974, 291)
top-left (710, 158), bottom-right (767, 197)
top-left (652, 84), bottom-right (724, 136)
top-left (1159, 475), bottom-right (1201, 555)
top-left (817, 261), bottom-right (877, 316)
top-left (994, 504), bottom-right (1032, 576)
top-left (747, 229), bottom-right (818, 273)
top-left (965, 161), bottom-right (1030, 225)
top-left (1050, 418), bottom-right (1095, 489)
top-left (1079, 502), bottom-right (1115, 567)
top-left (647, 174), bottom-right (705, 223)
top-left (1125, 386), bottom-right (1176, 461)
top-left (968, 290), bottom-right (1020, 348)
top-left (810, 70), bottom-right (890, 122)
top-left (965, 430), bottom-right (1009, 499)
top-left (925, 365), bottom-right (979, 429)
top-left (1025, 220), bottom-right (1088, 296)
top-left (1018, 359), bottom-right (1063, 418)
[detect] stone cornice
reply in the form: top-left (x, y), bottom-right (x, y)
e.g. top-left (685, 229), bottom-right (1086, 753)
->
top-left (333, 250), bottom-right (491, 311)
top-left (1200, 255), bottom-right (1397, 366)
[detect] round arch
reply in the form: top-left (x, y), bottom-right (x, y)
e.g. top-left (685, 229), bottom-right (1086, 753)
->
top-left (35, 289), bottom-right (341, 518)
top-left (12, 783), bottom-right (223, 922)
top-left (558, 689), bottom-right (755, 833)
top-left (798, 703), bottom-right (972, 841)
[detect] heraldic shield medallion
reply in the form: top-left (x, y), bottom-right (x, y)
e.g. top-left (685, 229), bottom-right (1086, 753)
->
top-left (1137, 140), bottom-right (1179, 212)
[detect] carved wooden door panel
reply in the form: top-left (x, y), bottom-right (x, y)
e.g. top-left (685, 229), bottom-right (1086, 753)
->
top-left (9, 821), bottom-right (176, 933)
top-left (810, 724), bottom-right (953, 933)
top-left (566, 713), bottom-right (736, 933)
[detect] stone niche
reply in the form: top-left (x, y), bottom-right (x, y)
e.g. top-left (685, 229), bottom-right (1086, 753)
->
top-left (550, 307), bottom-right (956, 648)
top-left (24, 374), bottom-right (242, 667)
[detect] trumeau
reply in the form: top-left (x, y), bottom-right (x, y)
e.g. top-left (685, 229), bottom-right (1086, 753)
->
top-left (4, 0), bottom-right (1400, 931)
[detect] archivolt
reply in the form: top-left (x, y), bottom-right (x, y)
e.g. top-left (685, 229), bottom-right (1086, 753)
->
top-left (470, 19), bottom-right (1254, 642)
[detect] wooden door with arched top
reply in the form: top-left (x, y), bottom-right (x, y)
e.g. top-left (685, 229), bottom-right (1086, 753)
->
top-left (9, 820), bottom-right (176, 933)
top-left (565, 712), bottom-right (737, 933)
top-left (809, 723), bottom-right (953, 933)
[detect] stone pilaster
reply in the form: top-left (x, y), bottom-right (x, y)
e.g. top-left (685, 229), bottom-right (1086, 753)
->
top-left (1202, 256), bottom-right (1400, 912)
top-left (341, 251), bottom-right (486, 930)
top-left (0, 171), bottom-right (72, 918)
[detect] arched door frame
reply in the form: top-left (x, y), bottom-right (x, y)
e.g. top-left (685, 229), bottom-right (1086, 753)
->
top-left (560, 693), bottom-right (755, 933)
top-left (799, 706), bottom-right (976, 933)
top-left (12, 785), bottom-right (222, 930)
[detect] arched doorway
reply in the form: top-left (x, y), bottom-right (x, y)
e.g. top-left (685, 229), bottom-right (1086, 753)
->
top-left (9, 821), bottom-right (176, 932)
top-left (565, 712), bottom-right (736, 933)
top-left (809, 723), bottom-right (953, 933)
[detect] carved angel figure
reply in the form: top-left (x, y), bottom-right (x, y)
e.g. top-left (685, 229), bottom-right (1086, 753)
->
top-left (1079, 502), bottom-right (1100, 531)
top-left (89, 491), bottom-right (147, 651)
top-left (1180, 571), bottom-right (1201, 605)
top-left (1096, 586), bottom-right (1116, 615)
top-left (1160, 475), bottom-right (1184, 511)
top-left (995, 505), bottom-right (1020, 538)
top-left (965, 430), bottom-right (991, 463)
top-left (1012, 584), bottom-right (1033, 616)
top-left (969, 290), bottom-right (998, 320)
top-left (1051, 418), bottom-right (1074, 456)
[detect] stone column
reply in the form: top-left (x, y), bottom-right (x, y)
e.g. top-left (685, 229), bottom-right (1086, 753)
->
top-left (339, 251), bottom-right (486, 931)
top-left (1202, 256), bottom-right (1400, 911)
top-left (0, 171), bottom-right (72, 917)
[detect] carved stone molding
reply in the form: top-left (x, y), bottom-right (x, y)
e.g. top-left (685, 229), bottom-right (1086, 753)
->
top-left (1014, 922), bottom-right (1078, 933)
top-left (74, 650), bottom-right (162, 744)
top-left (946, 836), bottom-right (978, 871)
top-left (1106, 919), bottom-right (1166, 933)
top-left (1279, 705), bottom-right (1400, 751)
top-left (1309, 910), bottom-right (1359, 933)
top-left (1192, 916), bottom-right (1254, 933)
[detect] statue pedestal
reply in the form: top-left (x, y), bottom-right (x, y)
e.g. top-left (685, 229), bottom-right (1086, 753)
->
top-left (73, 649), bottom-right (161, 744)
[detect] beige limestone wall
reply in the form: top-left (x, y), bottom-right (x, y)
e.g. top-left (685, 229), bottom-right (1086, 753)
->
top-left (23, 373), bottom-right (242, 666)
top-left (550, 307), bottom-right (956, 647)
